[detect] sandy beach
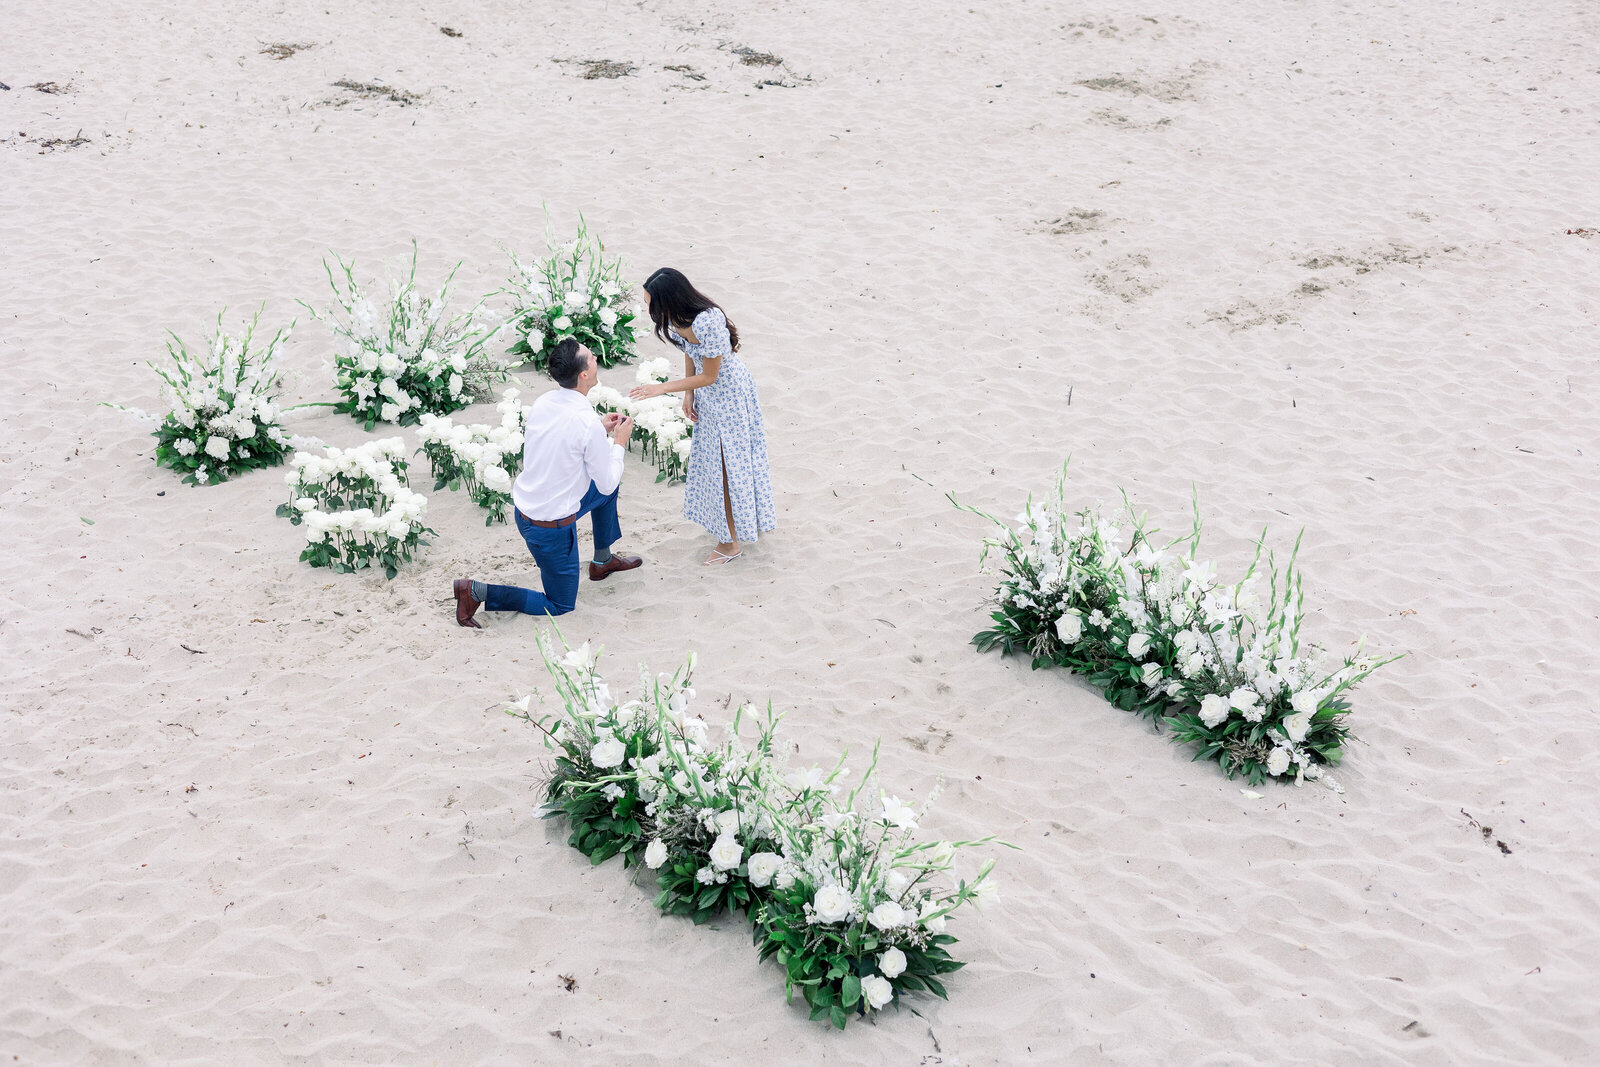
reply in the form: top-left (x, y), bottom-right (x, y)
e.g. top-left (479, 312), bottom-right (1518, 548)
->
top-left (4, 1), bottom-right (1599, 1063)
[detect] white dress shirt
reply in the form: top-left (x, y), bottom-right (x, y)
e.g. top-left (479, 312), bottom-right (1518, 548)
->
top-left (510, 388), bottom-right (625, 521)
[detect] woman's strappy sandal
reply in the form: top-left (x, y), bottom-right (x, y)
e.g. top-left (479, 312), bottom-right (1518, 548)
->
top-left (703, 549), bottom-right (742, 566)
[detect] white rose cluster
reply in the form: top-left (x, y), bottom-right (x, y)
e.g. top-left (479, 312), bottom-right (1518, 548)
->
top-left (584, 361), bottom-right (695, 483)
top-left (280, 439), bottom-right (429, 575)
top-left (414, 388), bottom-right (529, 520)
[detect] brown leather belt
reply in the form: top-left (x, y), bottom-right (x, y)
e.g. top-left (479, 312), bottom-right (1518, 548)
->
top-left (517, 509), bottom-right (579, 529)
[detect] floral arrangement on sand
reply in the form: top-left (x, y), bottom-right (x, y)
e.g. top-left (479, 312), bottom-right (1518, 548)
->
top-left (415, 388), bottom-right (529, 524)
top-left (503, 217), bottom-right (639, 371)
top-left (276, 439), bottom-right (431, 578)
top-left (588, 358), bottom-right (694, 483)
top-left (303, 243), bottom-right (508, 430)
top-left (956, 469), bottom-right (1398, 787)
top-left (112, 309), bottom-right (302, 486)
top-left (511, 637), bottom-right (1004, 1028)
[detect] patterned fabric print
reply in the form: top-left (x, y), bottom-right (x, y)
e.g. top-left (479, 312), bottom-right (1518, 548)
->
top-left (670, 307), bottom-right (777, 543)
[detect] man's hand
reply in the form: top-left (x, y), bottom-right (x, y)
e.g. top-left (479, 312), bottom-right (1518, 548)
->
top-left (611, 415), bottom-right (635, 447)
top-left (601, 412), bottom-right (625, 432)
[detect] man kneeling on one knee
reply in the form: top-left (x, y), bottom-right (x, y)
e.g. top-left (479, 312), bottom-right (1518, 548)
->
top-left (453, 339), bottom-right (643, 626)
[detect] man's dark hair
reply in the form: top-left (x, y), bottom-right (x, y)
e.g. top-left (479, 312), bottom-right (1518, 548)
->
top-left (548, 338), bottom-right (589, 389)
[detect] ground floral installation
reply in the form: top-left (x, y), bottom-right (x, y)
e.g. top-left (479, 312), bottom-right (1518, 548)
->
top-left (108, 309), bottom-right (314, 486)
top-left (955, 469), bottom-right (1399, 788)
top-left (588, 358), bottom-right (694, 483)
top-left (508, 637), bottom-right (1003, 1029)
top-left (502, 217), bottom-right (639, 371)
top-left (414, 388), bottom-right (530, 525)
top-left (302, 242), bottom-right (509, 431)
top-left (276, 439), bottom-right (431, 578)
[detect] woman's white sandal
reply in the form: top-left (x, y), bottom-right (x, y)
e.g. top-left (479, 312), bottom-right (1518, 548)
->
top-left (703, 550), bottom-right (742, 566)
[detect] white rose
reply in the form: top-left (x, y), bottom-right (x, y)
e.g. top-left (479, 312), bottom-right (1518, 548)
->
top-left (1283, 711), bottom-right (1311, 743)
top-left (1127, 632), bottom-right (1151, 659)
top-left (878, 947), bottom-right (907, 979)
top-left (1228, 687), bottom-right (1259, 713)
top-left (708, 832), bottom-right (743, 872)
top-left (590, 736), bottom-right (626, 768)
top-left (448, 373), bottom-right (463, 396)
top-left (1265, 747), bottom-right (1291, 777)
top-left (919, 899), bottom-right (947, 933)
top-left (1141, 662), bottom-right (1163, 688)
top-left (1291, 689), bottom-right (1323, 716)
top-left (867, 900), bottom-right (907, 930)
top-left (644, 838), bottom-right (668, 869)
top-left (1054, 611), bottom-right (1082, 643)
top-left (481, 465), bottom-right (511, 492)
top-left (860, 974), bottom-right (894, 1011)
top-left (746, 852), bottom-right (782, 887)
top-left (1199, 694), bottom-right (1230, 727)
top-left (811, 885), bottom-right (854, 924)
top-left (379, 403), bottom-right (399, 423)
top-left (204, 436), bottom-right (230, 460)
top-left (598, 305), bottom-right (618, 329)
top-left (552, 316), bottom-right (571, 332)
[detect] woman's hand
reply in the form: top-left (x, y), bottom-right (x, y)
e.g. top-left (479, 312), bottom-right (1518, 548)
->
top-left (682, 390), bottom-right (697, 423)
top-left (629, 381), bottom-right (668, 401)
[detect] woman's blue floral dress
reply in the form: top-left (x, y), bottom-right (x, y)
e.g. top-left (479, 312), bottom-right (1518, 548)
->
top-left (670, 307), bottom-right (776, 543)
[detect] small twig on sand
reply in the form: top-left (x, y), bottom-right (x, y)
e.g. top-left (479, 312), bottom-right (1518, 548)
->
top-left (180, 643), bottom-right (206, 654)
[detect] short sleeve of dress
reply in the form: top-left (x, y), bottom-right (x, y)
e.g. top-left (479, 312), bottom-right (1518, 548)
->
top-left (693, 308), bottom-right (732, 360)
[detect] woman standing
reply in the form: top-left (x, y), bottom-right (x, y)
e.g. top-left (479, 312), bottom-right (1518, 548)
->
top-left (629, 268), bottom-right (775, 565)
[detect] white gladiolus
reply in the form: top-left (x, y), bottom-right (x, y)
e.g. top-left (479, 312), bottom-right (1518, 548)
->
top-left (1283, 711), bottom-right (1312, 743)
top-left (879, 795), bottom-right (918, 829)
top-left (878, 947), bottom-right (907, 979)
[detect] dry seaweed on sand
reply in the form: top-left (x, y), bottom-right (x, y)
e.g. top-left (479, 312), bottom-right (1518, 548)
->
top-left (330, 79), bottom-right (423, 106)
top-left (730, 46), bottom-right (783, 67)
top-left (664, 64), bottom-right (707, 82)
top-left (440, 26), bottom-right (463, 38)
top-left (31, 130), bottom-right (91, 153)
top-left (555, 59), bottom-right (637, 80)
top-left (28, 81), bottom-right (72, 94)
top-left (260, 43), bottom-right (314, 60)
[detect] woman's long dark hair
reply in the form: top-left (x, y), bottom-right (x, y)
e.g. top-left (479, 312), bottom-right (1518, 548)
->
top-left (642, 267), bottom-right (740, 352)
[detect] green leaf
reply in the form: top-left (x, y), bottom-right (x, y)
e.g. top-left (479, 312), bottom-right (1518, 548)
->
top-left (840, 974), bottom-right (860, 1009)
